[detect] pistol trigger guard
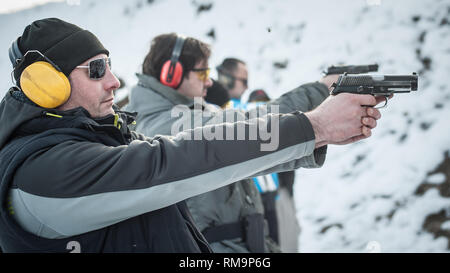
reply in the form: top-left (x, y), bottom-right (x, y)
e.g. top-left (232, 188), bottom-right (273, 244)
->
top-left (375, 95), bottom-right (389, 109)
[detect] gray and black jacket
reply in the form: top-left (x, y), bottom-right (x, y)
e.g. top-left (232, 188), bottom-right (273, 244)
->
top-left (0, 83), bottom-right (325, 253)
top-left (126, 74), bottom-right (329, 253)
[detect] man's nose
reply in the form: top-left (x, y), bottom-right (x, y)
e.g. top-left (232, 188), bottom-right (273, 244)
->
top-left (104, 69), bottom-right (121, 91)
top-left (205, 77), bottom-right (213, 88)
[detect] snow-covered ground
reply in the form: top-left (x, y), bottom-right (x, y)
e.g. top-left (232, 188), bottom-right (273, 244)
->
top-left (0, 0), bottom-right (449, 252)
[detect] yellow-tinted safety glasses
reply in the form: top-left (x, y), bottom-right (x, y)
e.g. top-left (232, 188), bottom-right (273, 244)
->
top-left (192, 67), bottom-right (210, 81)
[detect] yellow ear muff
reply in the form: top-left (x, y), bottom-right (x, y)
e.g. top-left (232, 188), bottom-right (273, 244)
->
top-left (20, 61), bottom-right (71, 109)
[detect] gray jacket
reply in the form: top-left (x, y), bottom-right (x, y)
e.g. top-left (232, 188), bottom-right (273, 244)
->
top-left (126, 74), bottom-right (329, 252)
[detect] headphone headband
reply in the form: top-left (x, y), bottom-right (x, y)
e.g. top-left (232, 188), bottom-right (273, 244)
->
top-left (8, 37), bottom-right (23, 67)
top-left (170, 35), bottom-right (185, 63)
top-left (164, 35), bottom-right (185, 84)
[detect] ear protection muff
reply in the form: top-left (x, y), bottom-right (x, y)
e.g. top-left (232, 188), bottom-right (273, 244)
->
top-left (9, 38), bottom-right (71, 109)
top-left (160, 35), bottom-right (186, 89)
top-left (20, 61), bottom-right (71, 108)
top-left (216, 65), bottom-right (235, 90)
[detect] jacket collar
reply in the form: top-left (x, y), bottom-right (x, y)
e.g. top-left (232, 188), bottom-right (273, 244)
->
top-left (136, 73), bottom-right (207, 108)
top-left (7, 90), bottom-right (136, 138)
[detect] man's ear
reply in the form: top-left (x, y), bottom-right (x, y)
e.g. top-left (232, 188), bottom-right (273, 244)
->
top-left (177, 70), bottom-right (189, 89)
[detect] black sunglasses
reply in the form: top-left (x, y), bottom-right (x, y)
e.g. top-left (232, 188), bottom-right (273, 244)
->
top-left (76, 57), bottom-right (111, 80)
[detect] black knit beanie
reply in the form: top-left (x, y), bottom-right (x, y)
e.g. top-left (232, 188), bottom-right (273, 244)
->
top-left (13, 17), bottom-right (109, 81)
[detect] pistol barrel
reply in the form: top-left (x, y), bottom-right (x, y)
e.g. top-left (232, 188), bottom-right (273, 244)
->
top-left (331, 73), bottom-right (418, 95)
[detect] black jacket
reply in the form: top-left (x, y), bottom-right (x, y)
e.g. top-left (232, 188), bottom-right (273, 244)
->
top-left (0, 89), bottom-right (210, 252)
top-left (0, 87), bottom-right (324, 252)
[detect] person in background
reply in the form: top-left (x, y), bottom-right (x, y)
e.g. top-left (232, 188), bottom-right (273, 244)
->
top-left (216, 58), bottom-right (248, 108)
top-left (248, 89), bottom-right (270, 103)
top-left (127, 34), bottom-right (279, 252)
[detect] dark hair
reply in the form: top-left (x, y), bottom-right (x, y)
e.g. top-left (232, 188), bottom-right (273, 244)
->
top-left (142, 33), bottom-right (211, 80)
top-left (217, 58), bottom-right (246, 74)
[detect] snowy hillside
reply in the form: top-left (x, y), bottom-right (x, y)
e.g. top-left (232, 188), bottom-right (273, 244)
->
top-left (0, 0), bottom-right (449, 252)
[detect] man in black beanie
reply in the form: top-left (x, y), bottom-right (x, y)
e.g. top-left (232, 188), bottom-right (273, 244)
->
top-left (10, 18), bottom-right (116, 116)
top-left (0, 18), bottom-right (383, 253)
top-left (13, 18), bottom-right (109, 82)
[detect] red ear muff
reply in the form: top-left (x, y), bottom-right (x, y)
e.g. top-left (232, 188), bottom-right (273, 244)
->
top-left (160, 35), bottom-right (186, 89)
top-left (160, 60), bottom-right (184, 89)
